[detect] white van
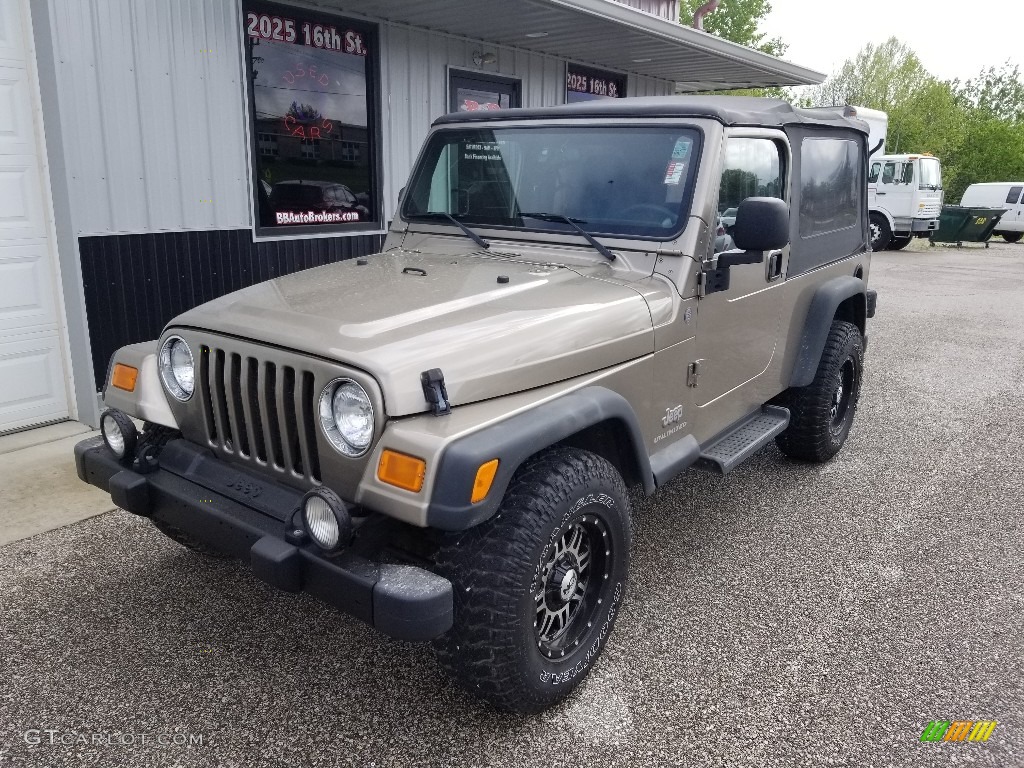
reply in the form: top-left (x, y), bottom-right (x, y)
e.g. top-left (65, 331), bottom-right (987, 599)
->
top-left (959, 183), bottom-right (1024, 243)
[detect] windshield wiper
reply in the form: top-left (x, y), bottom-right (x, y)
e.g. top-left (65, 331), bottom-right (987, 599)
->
top-left (518, 212), bottom-right (616, 262)
top-left (411, 211), bottom-right (489, 250)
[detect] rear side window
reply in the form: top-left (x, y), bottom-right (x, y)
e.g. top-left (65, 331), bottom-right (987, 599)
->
top-left (1006, 186), bottom-right (1023, 204)
top-left (868, 162), bottom-right (880, 183)
top-left (799, 138), bottom-right (861, 238)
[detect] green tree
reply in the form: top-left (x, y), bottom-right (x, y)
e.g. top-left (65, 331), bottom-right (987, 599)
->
top-left (960, 62), bottom-right (1024, 123)
top-left (804, 38), bottom-right (931, 110)
top-left (950, 117), bottom-right (1024, 201)
top-left (679, 0), bottom-right (786, 57)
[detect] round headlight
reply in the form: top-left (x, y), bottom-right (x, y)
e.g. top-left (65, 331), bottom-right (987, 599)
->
top-left (158, 336), bottom-right (195, 401)
top-left (318, 379), bottom-right (374, 457)
top-left (100, 409), bottom-right (138, 460)
top-left (301, 487), bottom-right (352, 552)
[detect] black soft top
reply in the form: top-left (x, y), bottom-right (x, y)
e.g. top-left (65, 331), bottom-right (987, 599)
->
top-left (434, 95), bottom-right (868, 134)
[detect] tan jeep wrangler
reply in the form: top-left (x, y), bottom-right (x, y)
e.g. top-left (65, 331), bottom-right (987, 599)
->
top-left (76, 96), bottom-right (877, 713)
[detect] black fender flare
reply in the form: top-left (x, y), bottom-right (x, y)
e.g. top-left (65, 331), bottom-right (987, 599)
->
top-left (790, 275), bottom-right (866, 388)
top-left (426, 386), bottom-right (653, 531)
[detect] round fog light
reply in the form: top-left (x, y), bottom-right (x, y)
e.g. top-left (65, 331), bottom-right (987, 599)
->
top-left (100, 409), bottom-right (138, 461)
top-left (301, 487), bottom-right (353, 552)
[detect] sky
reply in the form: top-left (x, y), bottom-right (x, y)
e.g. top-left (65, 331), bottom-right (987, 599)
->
top-left (759, 0), bottom-right (1024, 84)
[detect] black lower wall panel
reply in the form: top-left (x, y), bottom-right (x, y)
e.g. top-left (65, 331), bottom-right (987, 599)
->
top-left (79, 229), bottom-right (384, 390)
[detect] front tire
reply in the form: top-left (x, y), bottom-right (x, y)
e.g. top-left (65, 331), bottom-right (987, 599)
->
top-left (1001, 232), bottom-right (1022, 243)
top-left (433, 447), bottom-right (632, 713)
top-left (869, 213), bottom-right (892, 251)
top-left (776, 320), bottom-right (864, 462)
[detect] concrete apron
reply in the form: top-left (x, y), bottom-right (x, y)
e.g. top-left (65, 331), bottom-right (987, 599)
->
top-left (0, 421), bottom-right (114, 546)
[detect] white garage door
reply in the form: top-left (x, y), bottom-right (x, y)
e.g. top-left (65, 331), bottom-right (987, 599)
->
top-left (0, 0), bottom-right (69, 433)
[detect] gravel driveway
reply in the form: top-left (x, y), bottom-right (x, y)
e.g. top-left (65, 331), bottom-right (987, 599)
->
top-left (1, 241), bottom-right (1022, 767)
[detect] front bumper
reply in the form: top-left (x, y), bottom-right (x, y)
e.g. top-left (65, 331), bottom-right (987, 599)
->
top-left (75, 436), bottom-right (453, 641)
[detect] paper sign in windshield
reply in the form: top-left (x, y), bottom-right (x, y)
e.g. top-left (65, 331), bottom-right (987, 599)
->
top-left (664, 161), bottom-right (686, 185)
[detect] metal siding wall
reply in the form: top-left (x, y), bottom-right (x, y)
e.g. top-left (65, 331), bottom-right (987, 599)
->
top-left (47, 0), bottom-right (676, 234)
top-left (49, 0), bottom-right (250, 236)
top-left (629, 71), bottom-right (675, 98)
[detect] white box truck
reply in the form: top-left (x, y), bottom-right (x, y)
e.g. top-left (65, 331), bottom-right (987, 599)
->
top-left (807, 105), bottom-right (944, 251)
top-left (959, 182), bottom-right (1024, 243)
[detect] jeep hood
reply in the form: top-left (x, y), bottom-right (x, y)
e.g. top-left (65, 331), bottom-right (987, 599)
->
top-left (171, 250), bottom-right (654, 416)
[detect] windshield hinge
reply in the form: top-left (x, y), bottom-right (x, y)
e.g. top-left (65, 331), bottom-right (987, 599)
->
top-left (687, 360), bottom-right (703, 388)
top-left (698, 265), bottom-right (730, 297)
top-left (420, 368), bottom-right (451, 416)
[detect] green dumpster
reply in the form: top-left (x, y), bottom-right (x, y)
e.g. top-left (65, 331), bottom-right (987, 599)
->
top-left (930, 206), bottom-right (1005, 247)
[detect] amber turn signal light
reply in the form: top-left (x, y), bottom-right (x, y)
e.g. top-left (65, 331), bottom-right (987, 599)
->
top-left (111, 363), bottom-right (138, 392)
top-left (471, 459), bottom-right (499, 503)
top-left (378, 450), bottom-right (426, 493)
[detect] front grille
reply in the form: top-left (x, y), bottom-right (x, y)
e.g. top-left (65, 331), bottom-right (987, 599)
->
top-left (198, 344), bottom-right (321, 483)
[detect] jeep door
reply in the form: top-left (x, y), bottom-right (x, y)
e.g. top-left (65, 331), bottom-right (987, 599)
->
top-left (694, 131), bottom-right (790, 423)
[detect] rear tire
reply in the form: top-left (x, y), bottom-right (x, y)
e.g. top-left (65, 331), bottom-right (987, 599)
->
top-left (776, 320), bottom-right (864, 463)
top-left (869, 213), bottom-right (891, 251)
top-left (433, 446), bottom-right (631, 713)
top-left (1001, 232), bottom-right (1022, 243)
top-left (151, 518), bottom-right (233, 559)
top-left (888, 236), bottom-right (912, 251)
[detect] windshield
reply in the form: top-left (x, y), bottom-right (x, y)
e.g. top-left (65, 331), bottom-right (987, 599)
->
top-left (918, 158), bottom-right (942, 190)
top-left (402, 126), bottom-right (701, 239)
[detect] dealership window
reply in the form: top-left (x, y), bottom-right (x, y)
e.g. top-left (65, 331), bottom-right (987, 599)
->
top-left (244, 3), bottom-right (379, 232)
top-left (566, 64), bottom-right (626, 104)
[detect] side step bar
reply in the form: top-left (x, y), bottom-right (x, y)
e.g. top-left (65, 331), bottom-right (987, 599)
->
top-left (695, 405), bottom-right (790, 474)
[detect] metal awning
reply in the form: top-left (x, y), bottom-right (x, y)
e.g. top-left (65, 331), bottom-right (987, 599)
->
top-left (321, 0), bottom-right (824, 91)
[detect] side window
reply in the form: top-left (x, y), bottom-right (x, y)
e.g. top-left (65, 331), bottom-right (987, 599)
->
top-left (715, 138), bottom-right (784, 252)
top-left (799, 137), bottom-right (860, 238)
top-left (900, 163), bottom-right (914, 185)
top-left (1006, 186), bottom-right (1023, 204)
top-left (881, 162), bottom-right (896, 184)
top-left (868, 162), bottom-right (881, 183)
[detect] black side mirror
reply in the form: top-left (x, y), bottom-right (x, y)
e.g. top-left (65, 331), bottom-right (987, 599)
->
top-left (732, 197), bottom-right (790, 252)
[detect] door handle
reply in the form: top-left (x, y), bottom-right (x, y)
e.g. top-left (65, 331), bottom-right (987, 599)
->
top-left (766, 250), bottom-right (784, 281)
top-left (876, 191), bottom-right (887, 195)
